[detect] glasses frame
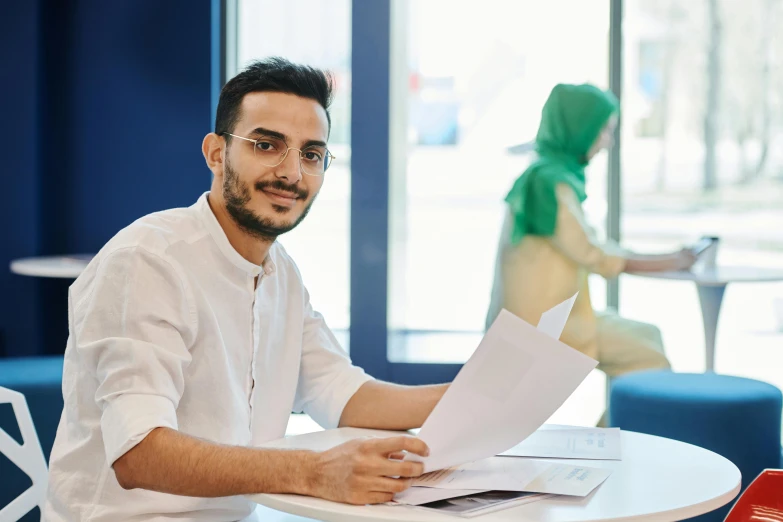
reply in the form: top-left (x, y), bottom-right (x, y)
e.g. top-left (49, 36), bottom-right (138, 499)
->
top-left (222, 132), bottom-right (335, 177)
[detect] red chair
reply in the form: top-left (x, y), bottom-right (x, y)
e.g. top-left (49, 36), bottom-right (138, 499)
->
top-left (725, 469), bottom-right (783, 522)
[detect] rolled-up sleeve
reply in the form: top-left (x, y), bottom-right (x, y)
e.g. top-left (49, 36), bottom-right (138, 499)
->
top-left (550, 183), bottom-right (627, 279)
top-left (73, 246), bottom-right (195, 465)
top-left (292, 291), bottom-right (373, 429)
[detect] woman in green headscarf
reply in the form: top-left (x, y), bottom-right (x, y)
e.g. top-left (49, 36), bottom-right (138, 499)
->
top-left (487, 84), bottom-right (697, 402)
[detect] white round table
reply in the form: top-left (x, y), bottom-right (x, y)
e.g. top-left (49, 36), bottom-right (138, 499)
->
top-left (10, 255), bottom-right (93, 279)
top-left (248, 427), bottom-right (740, 522)
top-left (627, 266), bottom-right (783, 372)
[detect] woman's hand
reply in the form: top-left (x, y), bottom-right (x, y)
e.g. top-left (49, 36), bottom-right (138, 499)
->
top-left (624, 248), bottom-right (698, 273)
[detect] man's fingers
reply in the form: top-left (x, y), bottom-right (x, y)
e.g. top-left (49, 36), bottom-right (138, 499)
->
top-left (361, 492), bottom-right (395, 505)
top-left (388, 452), bottom-right (405, 461)
top-left (369, 477), bottom-right (413, 494)
top-left (360, 453), bottom-right (426, 478)
top-left (365, 436), bottom-right (430, 457)
top-left (376, 457), bottom-right (425, 478)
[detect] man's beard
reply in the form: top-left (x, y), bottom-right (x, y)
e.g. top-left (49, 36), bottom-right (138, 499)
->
top-left (222, 159), bottom-right (315, 241)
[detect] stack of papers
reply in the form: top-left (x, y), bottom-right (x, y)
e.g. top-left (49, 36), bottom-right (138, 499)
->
top-left (403, 456), bottom-right (611, 496)
top-left (395, 425), bottom-right (621, 507)
top-left (388, 296), bottom-right (620, 514)
top-left (407, 491), bottom-right (551, 518)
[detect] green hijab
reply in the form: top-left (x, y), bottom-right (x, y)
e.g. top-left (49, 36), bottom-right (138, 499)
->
top-left (505, 83), bottom-right (619, 244)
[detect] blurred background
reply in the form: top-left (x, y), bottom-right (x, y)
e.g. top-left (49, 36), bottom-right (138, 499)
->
top-left (2, 0), bottom-right (782, 433)
top-left (234, 0), bottom-right (783, 425)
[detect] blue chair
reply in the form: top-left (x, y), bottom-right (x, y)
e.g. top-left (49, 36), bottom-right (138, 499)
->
top-left (610, 370), bottom-right (782, 522)
top-left (0, 356), bottom-right (64, 521)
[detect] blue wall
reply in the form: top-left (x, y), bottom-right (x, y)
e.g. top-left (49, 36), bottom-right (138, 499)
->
top-left (0, 0), bottom-right (213, 357)
top-left (0, 2), bottom-right (43, 358)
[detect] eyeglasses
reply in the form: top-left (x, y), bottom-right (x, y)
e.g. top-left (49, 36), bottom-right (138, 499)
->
top-left (222, 132), bottom-right (334, 177)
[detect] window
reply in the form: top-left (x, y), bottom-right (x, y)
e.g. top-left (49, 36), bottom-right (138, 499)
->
top-left (620, 0), bottom-right (783, 376)
top-left (228, 1), bottom-right (783, 429)
top-left (387, 0), bottom-right (611, 364)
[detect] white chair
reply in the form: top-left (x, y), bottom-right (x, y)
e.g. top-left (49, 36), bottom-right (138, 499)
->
top-left (0, 387), bottom-right (48, 522)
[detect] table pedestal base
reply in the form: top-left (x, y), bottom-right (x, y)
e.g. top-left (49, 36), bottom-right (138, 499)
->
top-left (696, 283), bottom-right (727, 372)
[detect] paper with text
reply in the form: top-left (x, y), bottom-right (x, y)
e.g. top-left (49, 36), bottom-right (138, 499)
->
top-left (500, 427), bottom-right (621, 460)
top-left (413, 457), bottom-right (611, 497)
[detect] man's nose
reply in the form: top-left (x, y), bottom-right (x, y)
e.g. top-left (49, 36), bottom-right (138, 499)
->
top-left (275, 149), bottom-right (302, 183)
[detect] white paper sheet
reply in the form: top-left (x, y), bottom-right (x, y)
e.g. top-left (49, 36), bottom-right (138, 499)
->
top-left (415, 458), bottom-right (551, 490)
top-left (393, 487), bottom-right (489, 506)
top-left (523, 462), bottom-right (612, 496)
top-left (409, 307), bottom-right (598, 472)
top-left (500, 428), bottom-right (622, 460)
top-left (537, 293), bottom-right (578, 339)
top-left (413, 457), bottom-right (612, 497)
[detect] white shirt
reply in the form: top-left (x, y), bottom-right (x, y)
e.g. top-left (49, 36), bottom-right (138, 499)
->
top-left (43, 193), bottom-right (372, 522)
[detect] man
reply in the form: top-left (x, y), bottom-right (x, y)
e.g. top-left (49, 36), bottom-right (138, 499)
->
top-left (43, 57), bottom-right (447, 522)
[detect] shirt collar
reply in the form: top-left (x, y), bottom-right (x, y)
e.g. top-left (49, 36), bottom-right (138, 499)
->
top-left (195, 192), bottom-right (276, 277)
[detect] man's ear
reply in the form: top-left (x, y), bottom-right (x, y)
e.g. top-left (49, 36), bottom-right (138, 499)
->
top-left (202, 133), bottom-right (225, 179)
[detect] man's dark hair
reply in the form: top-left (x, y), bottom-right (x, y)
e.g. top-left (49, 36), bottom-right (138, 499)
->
top-left (214, 57), bottom-right (334, 139)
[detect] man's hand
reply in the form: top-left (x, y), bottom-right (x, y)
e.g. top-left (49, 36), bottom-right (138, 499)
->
top-left (308, 436), bottom-right (429, 505)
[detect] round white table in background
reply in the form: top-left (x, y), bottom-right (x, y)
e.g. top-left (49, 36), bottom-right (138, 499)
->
top-left (10, 255), bottom-right (93, 279)
top-left (627, 266), bottom-right (783, 372)
top-left (248, 427), bottom-right (740, 522)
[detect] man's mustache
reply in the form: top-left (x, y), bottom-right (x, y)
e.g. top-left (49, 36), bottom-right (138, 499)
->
top-left (255, 179), bottom-right (309, 200)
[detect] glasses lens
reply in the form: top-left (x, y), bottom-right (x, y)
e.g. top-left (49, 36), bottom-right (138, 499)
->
top-left (253, 136), bottom-right (287, 167)
top-left (300, 147), bottom-right (329, 176)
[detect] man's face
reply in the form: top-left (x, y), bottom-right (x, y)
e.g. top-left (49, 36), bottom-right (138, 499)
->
top-left (220, 92), bottom-right (328, 240)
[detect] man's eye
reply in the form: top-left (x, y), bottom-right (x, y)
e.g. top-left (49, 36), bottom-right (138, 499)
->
top-left (303, 151), bottom-right (323, 162)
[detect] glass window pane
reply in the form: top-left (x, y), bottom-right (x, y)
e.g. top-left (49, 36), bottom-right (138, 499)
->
top-left (621, 0), bottom-right (783, 378)
top-left (237, 0), bottom-right (351, 343)
top-left (388, 0), bottom-right (610, 363)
